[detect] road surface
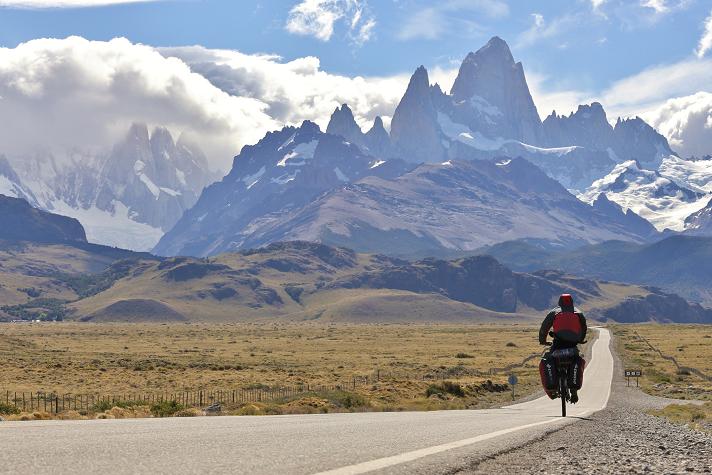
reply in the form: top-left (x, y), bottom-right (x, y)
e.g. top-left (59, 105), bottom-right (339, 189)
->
top-left (0, 329), bottom-right (614, 474)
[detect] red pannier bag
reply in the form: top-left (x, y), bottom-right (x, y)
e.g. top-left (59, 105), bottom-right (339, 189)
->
top-left (569, 357), bottom-right (586, 390)
top-left (539, 357), bottom-right (558, 398)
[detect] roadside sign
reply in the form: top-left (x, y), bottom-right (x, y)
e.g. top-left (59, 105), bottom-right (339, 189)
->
top-left (624, 369), bottom-right (642, 386)
top-left (508, 374), bottom-right (518, 400)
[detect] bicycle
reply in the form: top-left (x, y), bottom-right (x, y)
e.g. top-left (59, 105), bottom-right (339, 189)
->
top-left (544, 332), bottom-right (586, 417)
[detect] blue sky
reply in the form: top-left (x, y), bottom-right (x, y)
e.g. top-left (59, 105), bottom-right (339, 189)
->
top-left (1, 0), bottom-right (709, 94)
top-left (1, 0), bottom-right (712, 166)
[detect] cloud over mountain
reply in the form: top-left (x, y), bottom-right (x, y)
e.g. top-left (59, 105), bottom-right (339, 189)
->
top-left (1, 34), bottom-right (711, 174)
top-left (0, 36), bottom-right (277, 169)
top-left (160, 44), bottom-right (410, 135)
top-left (646, 91), bottom-right (712, 158)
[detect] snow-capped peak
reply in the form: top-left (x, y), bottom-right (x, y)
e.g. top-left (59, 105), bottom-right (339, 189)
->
top-left (581, 160), bottom-right (709, 232)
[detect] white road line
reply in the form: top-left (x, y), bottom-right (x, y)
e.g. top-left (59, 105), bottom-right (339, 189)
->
top-left (314, 328), bottom-right (613, 475)
top-left (313, 418), bottom-right (561, 475)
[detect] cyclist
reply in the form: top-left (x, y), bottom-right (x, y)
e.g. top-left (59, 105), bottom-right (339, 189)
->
top-left (538, 294), bottom-right (587, 403)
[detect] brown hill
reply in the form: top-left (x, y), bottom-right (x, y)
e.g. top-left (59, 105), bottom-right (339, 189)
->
top-left (81, 299), bottom-right (186, 322)
top-left (2, 240), bottom-right (707, 323)
top-left (68, 241), bottom-right (676, 323)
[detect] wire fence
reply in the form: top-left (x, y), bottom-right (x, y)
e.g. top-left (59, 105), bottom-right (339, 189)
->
top-left (1, 354), bottom-right (542, 414)
top-left (2, 385), bottom-right (348, 414)
top-left (633, 330), bottom-right (711, 382)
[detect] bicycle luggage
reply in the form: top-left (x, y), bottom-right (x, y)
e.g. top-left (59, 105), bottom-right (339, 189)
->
top-left (539, 356), bottom-right (558, 398)
top-left (569, 356), bottom-right (585, 390)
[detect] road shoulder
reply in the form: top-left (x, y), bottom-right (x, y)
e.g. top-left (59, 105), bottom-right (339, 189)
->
top-left (458, 328), bottom-right (712, 474)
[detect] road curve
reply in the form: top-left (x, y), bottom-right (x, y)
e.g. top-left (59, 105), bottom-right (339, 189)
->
top-left (0, 329), bottom-right (614, 475)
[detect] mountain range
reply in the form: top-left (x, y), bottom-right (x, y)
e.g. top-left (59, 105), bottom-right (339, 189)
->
top-left (0, 196), bottom-right (709, 323)
top-left (478, 235), bottom-right (712, 306)
top-left (0, 124), bottom-right (217, 251)
top-left (0, 36), bottom-right (710, 263)
top-left (155, 36), bottom-right (696, 257)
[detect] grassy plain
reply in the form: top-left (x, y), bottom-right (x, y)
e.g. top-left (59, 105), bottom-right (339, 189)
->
top-left (649, 402), bottom-right (712, 432)
top-left (612, 324), bottom-right (712, 401)
top-left (0, 323), bottom-right (545, 417)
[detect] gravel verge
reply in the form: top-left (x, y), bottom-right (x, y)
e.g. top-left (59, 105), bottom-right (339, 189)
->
top-left (457, 330), bottom-right (712, 474)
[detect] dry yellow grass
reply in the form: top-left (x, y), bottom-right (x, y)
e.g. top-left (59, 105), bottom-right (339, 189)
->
top-left (648, 402), bottom-right (712, 432)
top-left (0, 322), bottom-right (546, 414)
top-left (612, 324), bottom-right (712, 401)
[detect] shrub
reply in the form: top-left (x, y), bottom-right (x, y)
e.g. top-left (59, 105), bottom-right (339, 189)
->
top-left (150, 400), bottom-right (183, 418)
top-left (426, 381), bottom-right (465, 398)
top-left (0, 402), bottom-right (20, 415)
top-left (324, 390), bottom-right (369, 409)
top-left (92, 400), bottom-right (139, 413)
top-left (455, 353), bottom-right (474, 358)
top-left (174, 407), bottom-right (202, 417)
top-left (506, 342), bottom-right (517, 347)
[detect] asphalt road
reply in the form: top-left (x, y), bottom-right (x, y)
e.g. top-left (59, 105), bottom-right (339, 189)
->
top-left (0, 329), bottom-right (614, 474)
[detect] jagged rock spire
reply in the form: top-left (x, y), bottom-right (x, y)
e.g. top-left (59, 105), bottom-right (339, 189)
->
top-left (390, 66), bottom-right (445, 163)
top-left (326, 104), bottom-right (365, 146)
top-left (449, 36), bottom-right (544, 145)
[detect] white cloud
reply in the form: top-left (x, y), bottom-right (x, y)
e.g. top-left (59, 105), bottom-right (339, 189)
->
top-left (3, 33), bottom-right (712, 174)
top-left (639, 0), bottom-right (686, 14)
top-left (644, 92), bottom-right (712, 158)
top-left (515, 13), bottom-right (578, 48)
top-left (696, 10), bottom-right (712, 58)
top-left (0, 0), bottom-right (155, 7)
top-left (285, 0), bottom-right (375, 44)
top-left (161, 45), bottom-right (408, 134)
top-left (598, 58), bottom-right (712, 118)
top-left (0, 37), bottom-right (278, 170)
top-left (591, 0), bottom-right (691, 27)
top-left (397, 0), bottom-right (508, 41)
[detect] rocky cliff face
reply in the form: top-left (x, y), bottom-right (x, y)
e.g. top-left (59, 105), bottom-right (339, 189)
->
top-left (390, 66), bottom-right (446, 163)
top-left (96, 123), bottom-right (214, 232)
top-left (450, 36), bottom-right (544, 145)
top-left (685, 198), bottom-right (712, 235)
top-left (384, 38), bottom-right (676, 195)
top-left (156, 151), bottom-right (655, 257)
top-left (613, 117), bottom-right (675, 169)
top-left (325, 104), bottom-right (367, 148)
top-left (364, 116), bottom-right (393, 158)
top-left (602, 289), bottom-right (712, 323)
top-left (153, 120), bottom-right (410, 256)
top-left (543, 103), bottom-right (614, 150)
